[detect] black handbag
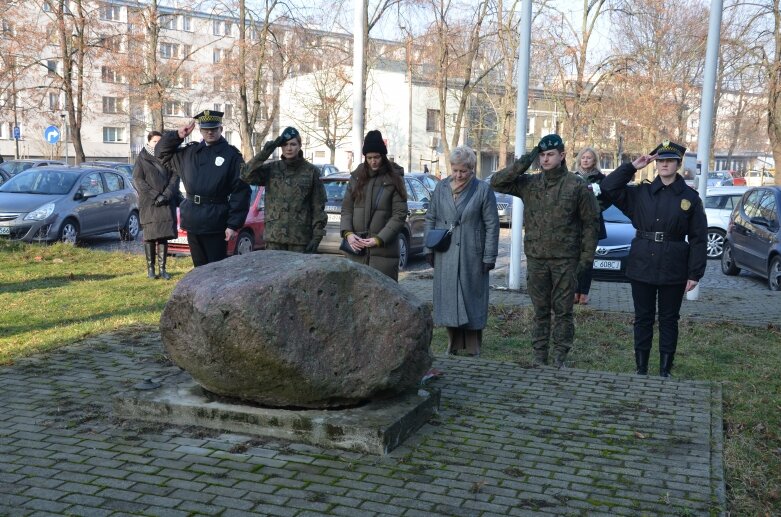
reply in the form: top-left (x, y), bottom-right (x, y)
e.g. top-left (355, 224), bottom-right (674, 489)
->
top-left (424, 228), bottom-right (452, 251)
top-left (425, 178), bottom-right (478, 253)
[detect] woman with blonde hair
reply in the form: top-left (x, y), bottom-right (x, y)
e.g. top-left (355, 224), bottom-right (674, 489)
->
top-left (574, 146), bottom-right (608, 304)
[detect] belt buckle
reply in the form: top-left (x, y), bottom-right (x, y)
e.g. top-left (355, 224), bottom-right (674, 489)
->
top-left (654, 232), bottom-right (664, 242)
top-left (193, 195), bottom-right (201, 204)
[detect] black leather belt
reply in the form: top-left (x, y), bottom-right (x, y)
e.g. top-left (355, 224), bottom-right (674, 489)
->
top-left (187, 194), bottom-right (228, 205)
top-left (636, 231), bottom-right (684, 242)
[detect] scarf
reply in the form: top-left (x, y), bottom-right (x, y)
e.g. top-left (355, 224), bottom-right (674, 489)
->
top-left (144, 143), bottom-right (156, 156)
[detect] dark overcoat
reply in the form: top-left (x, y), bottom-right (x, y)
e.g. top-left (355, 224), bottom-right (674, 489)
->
top-left (340, 162), bottom-right (408, 280)
top-left (132, 148), bottom-right (178, 241)
top-left (600, 163), bottom-right (707, 285)
top-left (156, 132), bottom-right (250, 235)
top-left (424, 178), bottom-right (499, 329)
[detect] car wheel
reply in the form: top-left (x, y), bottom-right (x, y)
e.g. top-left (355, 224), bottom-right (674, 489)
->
top-left (398, 232), bottom-right (409, 270)
top-left (236, 230), bottom-right (255, 255)
top-left (721, 241), bottom-right (740, 276)
top-left (120, 211), bottom-right (140, 241)
top-left (59, 219), bottom-right (79, 245)
top-left (768, 256), bottom-right (781, 291)
top-left (706, 228), bottom-right (726, 259)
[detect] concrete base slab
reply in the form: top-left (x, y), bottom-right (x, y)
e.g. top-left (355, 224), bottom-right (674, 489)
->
top-left (113, 372), bottom-right (439, 455)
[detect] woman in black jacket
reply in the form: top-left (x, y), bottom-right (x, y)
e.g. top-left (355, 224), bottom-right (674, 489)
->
top-left (600, 140), bottom-right (707, 377)
top-left (132, 131), bottom-right (179, 279)
top-left (574, 146), bottom-right (608, 305)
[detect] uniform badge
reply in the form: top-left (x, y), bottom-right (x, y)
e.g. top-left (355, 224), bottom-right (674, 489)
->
top-left (680, 199), bottom-right (691, 211)
top-left (215, 156), bottom-right (225, 166)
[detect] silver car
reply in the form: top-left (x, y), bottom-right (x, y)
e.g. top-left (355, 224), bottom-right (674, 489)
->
top-left (0, 166), bottom-right (139, 243)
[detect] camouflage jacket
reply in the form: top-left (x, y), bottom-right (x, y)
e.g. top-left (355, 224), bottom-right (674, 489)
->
top-left (490, 150), bottom-right (599, 262)
top-left (241, 148), bottom-right (327, 245)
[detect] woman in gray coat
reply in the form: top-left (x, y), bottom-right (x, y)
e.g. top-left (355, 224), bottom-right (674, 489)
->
top-left (424, 146), bottom-right (500, 356)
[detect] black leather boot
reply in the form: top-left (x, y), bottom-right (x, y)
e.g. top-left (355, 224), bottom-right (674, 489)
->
top-left (143, 241), bottom-right (157, 279)
top-left (635, 349), bottom-right (649, 375)
top-left (157, 241), bottom-right (171, 280)
top-left (660, 352), bottom-right (674, 378)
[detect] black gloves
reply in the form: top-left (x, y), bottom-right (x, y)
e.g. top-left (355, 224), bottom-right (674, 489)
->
top-left (483, 262), bottom-right (495, 273)
top-left (304, 238), bottom-right (321, 254)
top-left (154, 194), bottom-right (167, 207)
top-left (426, 253), bottom-right (435, 267)
top-left (263, 140), bottom-right (278, 152)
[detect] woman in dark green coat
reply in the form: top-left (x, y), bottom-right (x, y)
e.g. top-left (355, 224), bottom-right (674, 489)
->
top-left (340, 130), bottom-right (408, 281)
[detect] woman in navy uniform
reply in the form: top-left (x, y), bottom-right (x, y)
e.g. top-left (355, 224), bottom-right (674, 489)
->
top-left (600, 141), bottom-right (707, 377)
top-left (156, 110), bottom-right (250, 267)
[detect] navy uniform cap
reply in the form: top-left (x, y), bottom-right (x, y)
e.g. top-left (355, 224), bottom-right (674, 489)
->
top-left (194, 110), bottom-right (223, 129)
top-left (651, 140), bottom-right (686, 160)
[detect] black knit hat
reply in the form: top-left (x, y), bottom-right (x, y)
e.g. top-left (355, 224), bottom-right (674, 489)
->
top-left (362, 130), bottom-right (387, 156)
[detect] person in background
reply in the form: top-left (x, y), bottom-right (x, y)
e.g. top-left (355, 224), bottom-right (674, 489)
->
top-left (132, 130), bottom-right (179, 279)
top-left (490, 134), bottom-right (599, 368)
top-left (156, 110), bottom-right (250, 267)
top-left (574, 146), bottom-right (609, 304)
top-left (600, 140), bottom-right (707, 377)
top-left (340, 130), bottom-right (408, 280)
top-left (241, 127), bottom-right (327, 253)
top-left (425, 145), bottom-right (499, 356)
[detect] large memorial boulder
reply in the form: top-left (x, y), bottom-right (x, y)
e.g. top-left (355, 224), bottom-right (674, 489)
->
top-left (160, 251), bottom-right (433, 408)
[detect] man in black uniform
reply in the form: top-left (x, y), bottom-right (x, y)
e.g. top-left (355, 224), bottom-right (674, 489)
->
top-left (156, 110), bottom-right (250, 267)
top-left (600, 141), bottom-right (707, 377)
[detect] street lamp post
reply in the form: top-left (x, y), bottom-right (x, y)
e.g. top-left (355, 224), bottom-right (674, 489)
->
top-left (60, 113), bottom-right (67, 164)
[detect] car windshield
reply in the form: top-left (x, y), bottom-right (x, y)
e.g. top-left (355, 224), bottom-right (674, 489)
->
top-left (0, 169), bottom-right (78, 194)
top-left (709, 172), bottom-right (729, 179)
top-left (324, 180), bottom-right (348, 202)
top-left (0, 161), bottom-right (36, 176)
top-left (602, 205), bottom-right (631, 223)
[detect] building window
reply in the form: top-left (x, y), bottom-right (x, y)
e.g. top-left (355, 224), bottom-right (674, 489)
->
top-left (101, 35), bottom-right (122, 52)
top-left (213, 48), bottom-right (222, 64)
top-left (182, 16), bottom-right (192, 32)
top-left (224, 21), bottom-right (232, 36)
top-left (182, 102), bottom-right (192, 116)
top-left (224, 104), bottom-right (232, 119)
top-left (160, 15), bottom-right (175, 30)
top-left (164, 101), bottom-right (180, 116)
top-left (224, 130), bottom-right (233, 144)
top-left (213, 103), bottom-right (222, 112)
top-left (182, 44), bottom-right (192, 59)
top-left (1, 19), bottom-right (14, 36)
top-left (426, 109), bottom-right (439, 132)
top-left (317, 109), bottom-right (328, 128)
top-left (101, 66), bottom-right (120, 83)
top-left (212, 19), bottom-right (221, 35)
top-left (42, 2), bottom-right (52, 12)
top-left (102, 96), bottom-right (122, 114)
top-left (99, 3), bottom-right (121, 21)
top-left (103, 127), bottom-right (124, 142)
top-left (179, 73), bottom-right (192, 88)
top-left (46, 60), bottom-right (58, 76)
top-left (160, 42), bottom-right (178, 59)
top-left (48, 93), bottom-right (60, 111)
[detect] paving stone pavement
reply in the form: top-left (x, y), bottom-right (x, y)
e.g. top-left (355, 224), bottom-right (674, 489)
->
top-left (1, 326), bottom-right (725, 516)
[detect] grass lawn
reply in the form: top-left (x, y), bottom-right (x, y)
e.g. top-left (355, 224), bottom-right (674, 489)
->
top-left (1, 241), bottom-right (779, 515)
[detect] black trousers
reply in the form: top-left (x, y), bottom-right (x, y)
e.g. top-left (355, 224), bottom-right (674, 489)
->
top-left (187, 233), bottom-right (227, 267)
top-left (630, 280), bottom-right (686, 354)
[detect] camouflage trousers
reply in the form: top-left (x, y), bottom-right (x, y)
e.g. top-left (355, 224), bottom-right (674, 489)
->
top-left (265, 241), bottom-right (306, 252)
top-left (526, 257), bottom-right (578, 360)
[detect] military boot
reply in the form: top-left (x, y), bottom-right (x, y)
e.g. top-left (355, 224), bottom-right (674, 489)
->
top-left (157, 242), bottom-right (171, 280)
top-left (660, 352), bottom-right (675, 378)
top-left (532, 350), bottom-right (549, 367)
top-left (143, 241), bottom-right (157, 279)
top-left (635, 349), bottom-right (650, 375)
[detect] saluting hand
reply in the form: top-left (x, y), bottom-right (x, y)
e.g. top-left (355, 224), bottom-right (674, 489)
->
top-left (178, 120), bottom-right (196, 139)
top-left (631, 154), bottom-right (656, 170)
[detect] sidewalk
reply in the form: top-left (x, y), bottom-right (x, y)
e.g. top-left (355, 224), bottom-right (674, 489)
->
top-left (0, 328), bottom-right (724, 516)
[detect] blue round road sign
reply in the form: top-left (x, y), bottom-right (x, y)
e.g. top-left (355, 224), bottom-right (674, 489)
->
top-left (44, 125), bottom-right (60, 144)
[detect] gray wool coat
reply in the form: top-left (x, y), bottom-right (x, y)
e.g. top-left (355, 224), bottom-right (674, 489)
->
top-left (424, 178), bottom-right (499, 329)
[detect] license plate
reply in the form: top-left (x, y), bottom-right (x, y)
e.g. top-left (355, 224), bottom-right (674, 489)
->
top-left (170, 236), bottom-right (189, 245)
top-left (0, 227), bottom-right (9, 235)
top-left (593, 259), bottom-right (621, 271)
top-left (327, 213), bottom-right (341, 223)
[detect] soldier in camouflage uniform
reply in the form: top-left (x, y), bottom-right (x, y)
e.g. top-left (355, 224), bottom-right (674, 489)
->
top-left (490, 134), bottom-right (599, 367)
top-left (241, 127), bottom-right (327, 252)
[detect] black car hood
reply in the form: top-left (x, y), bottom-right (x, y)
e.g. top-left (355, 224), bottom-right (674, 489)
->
top-left (600, 221), bottom-right (636, 246)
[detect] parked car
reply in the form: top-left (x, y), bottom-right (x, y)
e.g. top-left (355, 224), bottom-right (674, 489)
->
top-left (168, 185), bottom-right (266, 256)
top-left (81, 161), bottom-right (134, 176)
top-left (703, 186), bottom-right (749, 259)
top-left (721, 186), bottom-right (781, 291)
top-left (591, 204), bottom-right (635, 282)
top-left (693, 170), bottom-right (734, 188)
top-left (0, 169), bottom-right (10, 186)
top-left (743, 169), bottom-right (775, 187)
top-left (0, 159), bottom-right (65, 177)
top-left (317, 173), bottom-right (432, 269)
top-left (314, 163), bottom-right (340, 177)
top-left (0, 166), bottom-right (139, 243)
top-left (485, 173), bottom-right (515, 225)
top-left (408, 172), bottom-right (440, 193)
